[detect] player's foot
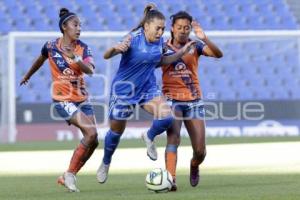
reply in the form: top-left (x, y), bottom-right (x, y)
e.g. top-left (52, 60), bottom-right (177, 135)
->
top-left (96, 161), bottom-right (110, 183)
top-left (190, 160), bottom-right (200, 187)
top-left (57, 172), bottom-right (80, 192)
top-left (170, 178), bottom-right (177, 191)
top-left (142, 132), bottom-right (157, 161)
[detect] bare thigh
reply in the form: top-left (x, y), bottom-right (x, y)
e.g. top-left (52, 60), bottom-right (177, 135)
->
top-left (142, 96), bottom-right (172, 119)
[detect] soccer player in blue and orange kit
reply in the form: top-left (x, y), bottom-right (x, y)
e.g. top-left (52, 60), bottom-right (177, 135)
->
top-left (96, 4), bottom-right (195, 183)
top-left (162, 11), bottom-right (223, 191)
top-left (20, 8), bottom-right (98, 192)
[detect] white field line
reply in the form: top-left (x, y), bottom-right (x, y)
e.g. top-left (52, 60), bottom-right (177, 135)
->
top-left (0, 142), bottom-right (300, 175)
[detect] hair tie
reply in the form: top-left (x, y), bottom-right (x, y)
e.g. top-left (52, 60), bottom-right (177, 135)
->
top-left (59, 12), bottom-right (76, 33)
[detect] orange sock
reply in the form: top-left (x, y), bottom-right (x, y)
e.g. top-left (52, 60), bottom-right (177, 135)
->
top-left (72, 140), bottom-right (98, 173)
top-left (67, 143), bottom-right (89, 174)
top-left (165, 151), bottom-right (177, 179)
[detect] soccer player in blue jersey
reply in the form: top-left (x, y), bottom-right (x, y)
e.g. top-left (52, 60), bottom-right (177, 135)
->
top-left (96, 4), bottom-right (195, 183)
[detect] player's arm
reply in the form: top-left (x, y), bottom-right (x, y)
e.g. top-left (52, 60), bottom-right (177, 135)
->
top-left (73, 56), bottom-right (94, 75)
top-left (62, 46), bottom-right (94, 75)
top-left (104, 35), bottom-right (131, 59)
top-left (192, 21), bottom-right (223, 58)
top-left (160, 40), bottom-right (196, 65)
top-left (20, 54), bottom-right (47, 86)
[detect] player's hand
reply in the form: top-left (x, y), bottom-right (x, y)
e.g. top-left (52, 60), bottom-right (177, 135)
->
top-left (114, 35), bottom-right (131, 53)
top-left (192, 21), bottom-right (207, 40)
top-left (20, 76), bottom-right (29, 86)
top-left (182, 40), bottom-right (196, 54)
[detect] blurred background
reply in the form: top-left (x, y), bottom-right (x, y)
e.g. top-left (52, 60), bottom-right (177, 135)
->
top-left (0, 0), bottom-right (300, 143)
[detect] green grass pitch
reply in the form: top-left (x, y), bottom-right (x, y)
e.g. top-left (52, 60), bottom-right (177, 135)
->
top-left (1, 171), bottom-right (300, 200)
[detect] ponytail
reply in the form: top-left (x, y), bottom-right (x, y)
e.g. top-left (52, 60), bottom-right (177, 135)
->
top-left (131, 3), bottom-right (165, 32)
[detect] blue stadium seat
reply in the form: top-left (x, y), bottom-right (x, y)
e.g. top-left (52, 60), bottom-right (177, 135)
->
top-left (3, 0), bottom-right (300, 102)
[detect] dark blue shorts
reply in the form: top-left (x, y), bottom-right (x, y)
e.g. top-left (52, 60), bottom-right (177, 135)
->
top-left (54, 101), bottom-right (94, 123)
top-left (108, 88), bottom-right (161, 120)
top-left (167, 98), bottom-right (205, 120)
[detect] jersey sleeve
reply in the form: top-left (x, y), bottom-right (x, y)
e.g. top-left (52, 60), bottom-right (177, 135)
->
top-left (83, 45), bottom-right (95, 68)
top-left (41, 42), bottom-right (49, 57)
top-left (196, 40), bottom-right (206, 55)
top-left (162, 42), bottom-right (168, 55)
top-left (119, 34), bottom-right (132, 49)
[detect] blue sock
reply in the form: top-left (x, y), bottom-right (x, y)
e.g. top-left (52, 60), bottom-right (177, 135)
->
top-left (147, 115), bottom-right (174, 141)
top-left (103, 130), bottom-right (121, 165)
top-left (165, 144), bottom-right (178, 153)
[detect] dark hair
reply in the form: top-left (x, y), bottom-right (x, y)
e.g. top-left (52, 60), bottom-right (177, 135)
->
top-left (131, 4), bottom-right (165, 32)
top-left (59, 8), bottom-right (77, 33)
top-left (170, 11), bottom-right (193, 43)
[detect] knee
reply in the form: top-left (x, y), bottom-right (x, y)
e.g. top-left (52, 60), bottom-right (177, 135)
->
top-left (194, 147), bottom-right (206, 161)
top-left (92, 134), bottom-right (99, 147)
top-left (83, 127), bottom-right (98, 142)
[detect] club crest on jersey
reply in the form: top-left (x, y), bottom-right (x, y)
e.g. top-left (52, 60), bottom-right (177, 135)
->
top-left (63, 68), bottom-right (74, 76)
top-left (174, 62), bottom-right (187, 71)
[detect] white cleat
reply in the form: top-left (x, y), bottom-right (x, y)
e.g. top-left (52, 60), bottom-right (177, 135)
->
top-left (142, 132), bottom-right (157, 161)
top-left (97, 161), bottom-right (110, 183)
top-left (57, 172), bottom-right (80, 192)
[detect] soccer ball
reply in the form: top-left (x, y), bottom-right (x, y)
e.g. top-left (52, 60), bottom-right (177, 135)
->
top-left (145, 168), bottom-right (173, 193)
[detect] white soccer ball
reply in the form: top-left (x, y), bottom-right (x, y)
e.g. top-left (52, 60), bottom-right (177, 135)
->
top-left (145, 168), bottom-right (173, 193)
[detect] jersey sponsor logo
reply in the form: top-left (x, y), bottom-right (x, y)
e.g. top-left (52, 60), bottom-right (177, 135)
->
top-left (56, 59), bottom-right (66, 68)
top-left (62, 68), bottom-right (74, 76)
top-left (174, 62), bottom-right (187, 71)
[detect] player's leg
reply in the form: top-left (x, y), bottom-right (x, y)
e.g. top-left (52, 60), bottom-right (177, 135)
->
top-left (142, 96), bottom-right (174, 160)
top-left (184, 118), bottom-right (206, 187)
top-left (97, 98), bottom-right (132, 183)
top-left (102, 119), bottom-right (126, 166)
top-left (70, 109), bottom-right (99, 174)
top-left (182, 99), bottom-right (206, 187)
top-left (165, 110), bottom-right (182, 191)
top-left (67, 106), bottom-right (98, 175)
top-left (57, 113), bottom-right (97, 192)
top-left (55, 101), bottom-right (97, 192)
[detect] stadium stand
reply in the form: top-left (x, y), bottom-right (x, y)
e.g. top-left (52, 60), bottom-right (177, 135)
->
top-left (0, 0), bottom-right (299, 102)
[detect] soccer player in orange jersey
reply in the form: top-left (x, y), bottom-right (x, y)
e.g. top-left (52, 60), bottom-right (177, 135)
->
top-left (20, 8), bottom-right (98, 192)
top-left (162, 11), bottom-right (223, 191)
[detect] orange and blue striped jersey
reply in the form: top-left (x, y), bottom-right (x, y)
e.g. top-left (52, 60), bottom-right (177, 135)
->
top-left (162, 39), bottom-right (205, 101)
top-left (41, 38), bottom-right (94, 102)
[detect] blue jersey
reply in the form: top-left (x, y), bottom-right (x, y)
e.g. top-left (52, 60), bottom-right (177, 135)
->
top-left (111, 28), bottom-right (163, 103)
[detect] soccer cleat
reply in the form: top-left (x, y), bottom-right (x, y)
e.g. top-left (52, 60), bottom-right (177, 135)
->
top-left (190, 160), bottom-right (200, 187)
top-left (96, 161), bottom-right (110, 183)
top-left (170, 178), bottom-right (177, 191)
top-left (142, 132), bottom-right (157, 161)
top-left (57, 172), bottom-right (80, 192)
